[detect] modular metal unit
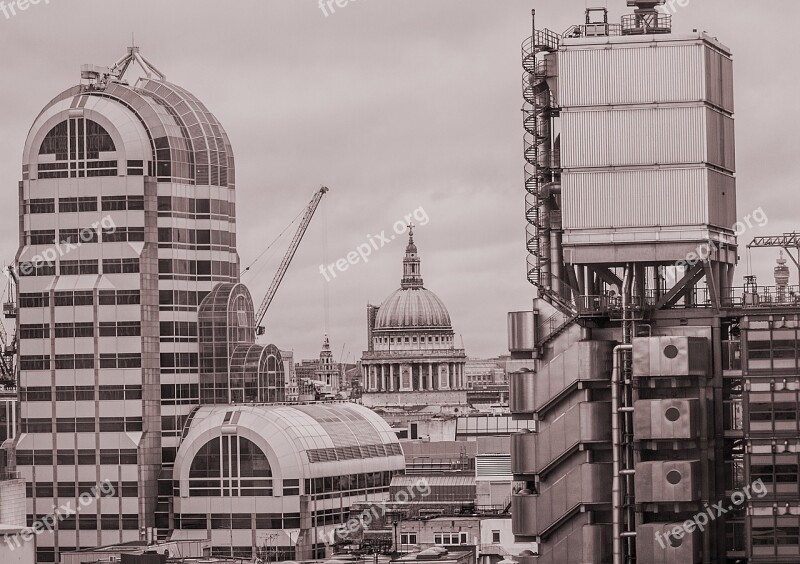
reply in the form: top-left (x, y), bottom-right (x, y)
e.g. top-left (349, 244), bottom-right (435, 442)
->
top-left (637, 523), bottom-right (702, 564)
top-left (511, 462), bottom-right (612, 537)
top-left (632, 336), bottom-right (710, 378)
top-left (558, 32), bottom-right (736, 266)
top-left (511, 402), bottom-right (611, 475)
top-left (508, 311), bottom-right (538, 354)
top-left (633, 398), bottom-right (700, 440)
top-left (509, 340), bottom-right (614, 416)
top-left (634, 459), bottom-right (702, 503)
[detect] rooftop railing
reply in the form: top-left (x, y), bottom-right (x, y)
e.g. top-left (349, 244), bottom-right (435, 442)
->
top-left (571, 285), bottom-right (800, 317)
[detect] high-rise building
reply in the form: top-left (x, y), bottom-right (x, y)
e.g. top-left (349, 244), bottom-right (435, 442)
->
top-left (14, 47), bottom-right (241, 560)
top-left (502, 2), bottom-right (792, 563)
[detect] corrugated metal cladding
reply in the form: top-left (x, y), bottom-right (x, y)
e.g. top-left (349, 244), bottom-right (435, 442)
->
top-left (706, 108), bottom-right (736, 171)
top-left (563, 168), bottom-right (710, 229)
top-left (559, 39), bottom-right (733, 112)
top-left (705, 46), bottom-right (735, 113)
top-left (559, 43), bottom-right (705, 107)
top-left (561, 106), bottom-right (735, 172)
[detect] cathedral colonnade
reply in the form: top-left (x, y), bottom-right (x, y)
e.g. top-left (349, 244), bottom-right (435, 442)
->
top-left (362, 361), bottom-right (466, 392)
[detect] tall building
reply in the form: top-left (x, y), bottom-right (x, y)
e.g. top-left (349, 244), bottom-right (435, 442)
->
top-left (501, 2), bottom-right (800, 563)
top-left (361, 228), bottom-right (467, 404)
top-left (14, 48), bottom-right (243, 560)
top-left (315, 334), bottom-right (342, 391)
top-left (292, 336), bottom-right (345, 397)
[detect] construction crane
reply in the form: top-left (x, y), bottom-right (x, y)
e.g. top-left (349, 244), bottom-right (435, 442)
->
top-left (748, 232), bottom-right (800, 280)
top-left (254, 187), bottom-right (329, 335)
top-left (0, 266), bottom-right (18, 389)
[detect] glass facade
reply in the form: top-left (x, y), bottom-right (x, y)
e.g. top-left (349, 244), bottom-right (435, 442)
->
top-left (198, 283), bottom-right (285, 404)
top-left (739, 316), bottom-right (800, 560)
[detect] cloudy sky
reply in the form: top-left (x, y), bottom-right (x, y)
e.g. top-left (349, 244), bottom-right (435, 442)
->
top-left (1, 1), bottom-right (798, 362)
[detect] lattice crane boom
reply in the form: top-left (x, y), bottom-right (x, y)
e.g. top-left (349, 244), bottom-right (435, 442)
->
top-left (748, 232), bottom-right (800, 278)
top-left (254, 187), bottom-right (329, 335)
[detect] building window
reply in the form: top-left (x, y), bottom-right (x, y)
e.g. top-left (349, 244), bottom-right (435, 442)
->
top-left (18, 260), bottom-right (56, 277)
top-left (26, 198), bottom-right (55, 214)
top-left (188, 435), bottom-right (272, 497)
top-left (99, 322), bottom-right (141, 337)
top-left (99, 353), bottom-right (141, 369)
top-left (20, 355), bottom-right (51, 371)
top-left (98, 289), bottom-right (140, 305)
top-left (60, 259), bottom-right (98, 276)
top-left (58, 196), bottom-right (97, 212)
top-left (102, 227), bottom-right (145, 243)
top-left (101, 195), bottom-right (144, 211)
top-left (59, 228), bottom-right (98, 245)
top-left (19, 293), bottom-right (49, 308)
top-left (492, 530), bottom-right (501, 543)
top-left (102, 258), bottom-right (140, 274)
top-left (20, 324), bottom-right (50, 339)
top-left (400, 533), bottom-right (417, 546)
top-left (38, 119), bottom-right (117, 178)
top-left (434, 532), bottom-right (468, 545)
top-left (27, 230), bottom-right (56, 245)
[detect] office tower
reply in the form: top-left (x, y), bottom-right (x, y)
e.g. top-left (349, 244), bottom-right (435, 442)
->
top-left (15, 47), bottom-right (238, 561)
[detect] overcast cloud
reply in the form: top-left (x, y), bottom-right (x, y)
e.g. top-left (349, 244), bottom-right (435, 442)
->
top-left (1, 1), bottom-right (798, 361)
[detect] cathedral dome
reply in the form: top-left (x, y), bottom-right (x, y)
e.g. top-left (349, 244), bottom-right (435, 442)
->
top-left (373, 227), bottom-right (452, 330)
top-left (374, 287), bottom-right (452, 330)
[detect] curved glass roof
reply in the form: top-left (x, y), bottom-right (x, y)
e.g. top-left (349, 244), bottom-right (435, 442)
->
top-left (174, 403), bottom-right (404, 483)
top-left (30, 77), bottom-right (234, 188)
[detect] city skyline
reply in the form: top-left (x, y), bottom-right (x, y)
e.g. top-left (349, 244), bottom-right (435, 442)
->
top-left (1, 1), bottom-right (798, 362)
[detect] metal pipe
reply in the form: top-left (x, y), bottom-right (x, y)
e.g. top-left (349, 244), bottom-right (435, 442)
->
top-left (612, 264), bottom-right (634, 564)
top-left (612, 342), bottom-right (633, 564)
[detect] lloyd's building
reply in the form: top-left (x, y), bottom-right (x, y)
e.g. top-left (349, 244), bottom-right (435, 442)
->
top-left (13, 49), bottom-right (402, 562)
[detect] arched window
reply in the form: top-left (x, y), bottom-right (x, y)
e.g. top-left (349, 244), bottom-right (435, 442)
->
top-left (188, 435), bottom-right (272, 497)
top-left (37, 118), bottom-right (117, 178)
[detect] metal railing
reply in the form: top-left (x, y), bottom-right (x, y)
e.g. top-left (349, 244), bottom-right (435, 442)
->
top-left (563, 23), bottom-right (623, 38)
top-left (621, 12), bottom-right (672, 34)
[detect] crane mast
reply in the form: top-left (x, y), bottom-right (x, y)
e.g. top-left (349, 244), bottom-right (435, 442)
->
top-left (254, 186), bottom-right (329, 335)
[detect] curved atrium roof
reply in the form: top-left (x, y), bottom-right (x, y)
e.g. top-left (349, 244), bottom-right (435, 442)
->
top-left (374, 229), bottom-right (453, 331)
top-left (24, 47), bottom-right (234, 188)
top-left (173, 403), bottom-right (404, 489)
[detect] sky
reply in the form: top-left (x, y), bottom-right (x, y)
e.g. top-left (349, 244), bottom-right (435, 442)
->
top-left (0, 1), bottom-right (798, 362)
